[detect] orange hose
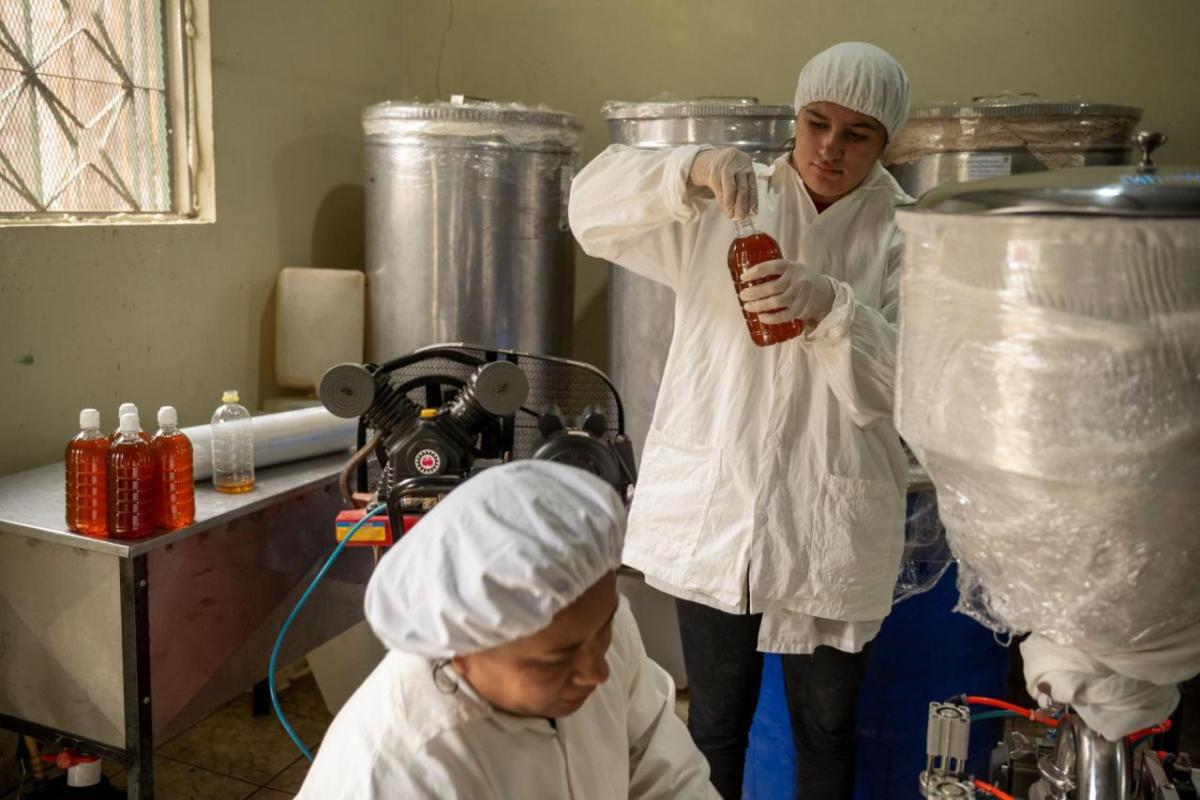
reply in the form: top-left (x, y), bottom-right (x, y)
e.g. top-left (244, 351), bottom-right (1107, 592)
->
top-left (974, 778), bottom-right (1015, 800)
top-left (1126, 718), bottom-right (1172, 742)
top-left (964, 695), bottom-right (1059, 727)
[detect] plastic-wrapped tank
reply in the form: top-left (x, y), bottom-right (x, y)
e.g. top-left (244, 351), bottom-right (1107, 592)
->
top-left (363, 98), bottom-right (582, 361)
top-left (601, 99), bottom-right (795, 462)
top-left (895, 146), bottom-right (1200, 739)
top-left (885, 97), bottom-right (1141, 198)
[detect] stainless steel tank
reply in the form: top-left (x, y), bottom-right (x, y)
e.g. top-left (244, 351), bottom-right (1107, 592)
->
top-left (896, 137), bottom-right (1200, 796)
top-left (885, 97), bottom-right (1141, 199)
top-left (363, 98), bottom-right (582, 361)
top-left (601, 99), bottom-right (795, 462)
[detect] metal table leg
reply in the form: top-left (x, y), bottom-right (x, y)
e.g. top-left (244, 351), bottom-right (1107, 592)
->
top-left (120, 556), bottom-right (154, 799)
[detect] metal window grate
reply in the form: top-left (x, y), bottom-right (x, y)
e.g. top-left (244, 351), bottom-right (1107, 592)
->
top-left (0, 0), bottom-right (173, 215)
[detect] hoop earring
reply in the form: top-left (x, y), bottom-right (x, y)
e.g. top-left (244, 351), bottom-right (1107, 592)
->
top-left (431, 659), bottom-right (460, 694)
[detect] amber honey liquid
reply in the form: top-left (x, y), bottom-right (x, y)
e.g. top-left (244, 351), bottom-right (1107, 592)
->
top-left (152, 432), bottom-right (195, 529)
top-left (108, 437), bottom-right (156, 538)
top-left (215, 477), bottom-right (256, 494)
top-left (66, 435), bottom-right (108, 536)
top-left (727, 231), bottom-right (805, 347)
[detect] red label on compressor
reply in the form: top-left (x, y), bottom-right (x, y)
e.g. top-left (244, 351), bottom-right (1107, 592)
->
top-left (414, 449), bottom-right (441, 475)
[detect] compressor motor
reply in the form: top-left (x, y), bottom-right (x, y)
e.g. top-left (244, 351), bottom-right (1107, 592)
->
top-left (319, 344), bottom-right (637, 541)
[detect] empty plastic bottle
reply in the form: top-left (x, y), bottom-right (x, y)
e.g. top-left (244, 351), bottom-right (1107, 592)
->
top-left (65, 408), bottom-right (107, 536)
top-left (211, 390), bottom-right (255, 493)
top-left (108, 411), bottom-right (156, 538)
top-left (152, 406), bottom-right (195, 529)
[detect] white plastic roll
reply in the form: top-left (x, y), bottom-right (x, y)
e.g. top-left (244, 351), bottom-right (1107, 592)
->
top-left (183, 406), bottom-right (358, 481)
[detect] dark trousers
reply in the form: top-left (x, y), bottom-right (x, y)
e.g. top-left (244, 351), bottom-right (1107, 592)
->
top-left (676, 598), bottom-right (872, 800)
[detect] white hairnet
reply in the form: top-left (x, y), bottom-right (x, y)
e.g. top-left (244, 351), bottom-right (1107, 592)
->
top-left (793, 42), bottom-right (910, 142)
top-left (364, 461), bottom-right (626, 658)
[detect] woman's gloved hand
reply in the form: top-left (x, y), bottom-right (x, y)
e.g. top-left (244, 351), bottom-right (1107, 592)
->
top-left (688, 147), bottom-right (758, 221)
top-left (738, 259), bottom-right (837, 324)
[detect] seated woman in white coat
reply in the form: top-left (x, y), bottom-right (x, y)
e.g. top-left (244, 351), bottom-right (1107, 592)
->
top-left (297, 460), bottom-right (718, 799)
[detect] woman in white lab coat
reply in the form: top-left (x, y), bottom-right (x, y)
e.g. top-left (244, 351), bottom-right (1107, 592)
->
top-left (568, 42), bottom-right (912, 798)
top-left (296, 461), bottom-right (718, 799)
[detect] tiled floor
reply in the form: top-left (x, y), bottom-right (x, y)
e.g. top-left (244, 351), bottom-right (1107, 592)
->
top-left (5, 669), bottom-right (328, 800)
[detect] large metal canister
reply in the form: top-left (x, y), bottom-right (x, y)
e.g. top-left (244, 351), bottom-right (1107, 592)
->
top-left (885, 97), bottom-right (1141, 198)
top-left (601, 99), bottom-right (795, 462)
top-left (363, 99), bottom-right (582, 361)
top-left (895, 143), bottom-right (1200, 753)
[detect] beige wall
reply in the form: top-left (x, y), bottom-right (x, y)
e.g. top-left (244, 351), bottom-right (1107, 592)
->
top-left (3, 0), bottom-right (1197, 475)
top-left (0, 1), bottom-right (402, 475)
top-left (397, 0), bottom-right (1200, 371)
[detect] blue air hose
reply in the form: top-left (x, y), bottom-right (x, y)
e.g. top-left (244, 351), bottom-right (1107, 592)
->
top-left (269, 504), bottom-right (388, 761)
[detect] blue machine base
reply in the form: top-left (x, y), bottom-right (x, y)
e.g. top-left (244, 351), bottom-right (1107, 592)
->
top-left (742, 565), bottom-right (1009, 799)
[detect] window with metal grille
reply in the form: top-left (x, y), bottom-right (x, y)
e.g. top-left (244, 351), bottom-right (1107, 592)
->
top-left (0, 0), bottom-right (211, 223)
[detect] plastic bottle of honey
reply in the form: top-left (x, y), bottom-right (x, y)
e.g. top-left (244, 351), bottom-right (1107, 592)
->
top-left (110, 402), bottom-right (150, 444)
top-left (108, 411), bottom-right (156, 538)
top-left (727, 219), bottom-right (804, 346)
top-left (65, 408), bottom-right (108, 536)
top-left (152, 406), bottom-right (195, 529)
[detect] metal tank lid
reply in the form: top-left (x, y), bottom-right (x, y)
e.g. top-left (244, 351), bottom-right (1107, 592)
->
top-left (364, 95), bottom-right (582, 130)
top-left (909, 95), bottom-right (1141, 120)
top-left (602, 97), bottom-right (795, 120)
top-left (914, 133), bottom-right (1200, 217)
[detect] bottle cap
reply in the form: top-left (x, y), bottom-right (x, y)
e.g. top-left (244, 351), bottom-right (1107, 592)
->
top-left (119, 402), bottom-right (136, 418)
top-left (734, 217), bottom-right (758, 236)
top-left (119, 412), bottom-right (140, 435)
top-left (79, 408), bottom-right (100, 429)
top-left (222, 390), bottom-right (240, 404)
top-left (158, 406), bottom-right (178, 427)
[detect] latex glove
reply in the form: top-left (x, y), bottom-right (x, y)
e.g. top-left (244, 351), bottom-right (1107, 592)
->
top-left (738, 259), bottom-right (837, 325)
top-left (688, 147), bottom-right (758, 221)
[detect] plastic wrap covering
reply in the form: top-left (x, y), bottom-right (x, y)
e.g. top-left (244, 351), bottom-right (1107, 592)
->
top-left (895, 210), bottom-right (1200, 735)
top-left (886, 98), bottom-right (1141, 169)
top-left (893, 489), bottom-right (952, 604)
top-left (363, 100), bottom-right (582, 150)
top-left (602, 97), bottom-right (795, 157)
top-left (362, 99), bottom-right (582, 361)
top-left (884, 98), bottom-right (1141, 199)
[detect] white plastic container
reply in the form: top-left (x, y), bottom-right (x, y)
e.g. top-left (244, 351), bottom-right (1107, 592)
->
top-left (211, 390), bottom-right (255, 493)
top-left (275, 267), bottom-right (365, 392)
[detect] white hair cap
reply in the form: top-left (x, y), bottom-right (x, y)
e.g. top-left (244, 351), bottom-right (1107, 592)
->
top-left (793, 42), bottom-right (910, 142)
top-left (364, 460), bottom-right (626, 658)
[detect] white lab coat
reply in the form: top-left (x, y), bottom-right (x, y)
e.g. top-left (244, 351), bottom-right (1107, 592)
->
top-left (297, 601), bottom-right (718, 799)
top-left (569, 145), bottom-right (911, 653)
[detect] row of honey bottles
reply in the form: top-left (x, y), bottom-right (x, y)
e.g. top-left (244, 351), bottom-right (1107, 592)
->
top-left (65, 403), bottom-right (195, 538)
